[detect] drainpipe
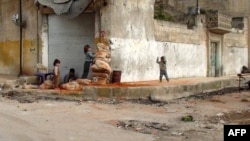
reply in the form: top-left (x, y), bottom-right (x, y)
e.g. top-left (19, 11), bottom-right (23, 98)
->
top-left (18, 0), bottom-right (23, 77)
top-left (36, 4), bottom-right (39, 64)
top-left (98, 7), bottom-right (102, 42)
top-left (196, 0), bottom-right (199, 14)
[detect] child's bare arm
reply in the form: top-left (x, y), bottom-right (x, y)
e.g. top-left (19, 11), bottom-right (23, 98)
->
top-left (54, 67), bottom-right (58, 76)
top-left (156, 57), bottom-right (160, 63)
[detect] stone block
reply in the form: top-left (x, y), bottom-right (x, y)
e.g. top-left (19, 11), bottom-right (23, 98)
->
top-left (82, 87), bottom-right (97, 100)
top-left (96, 87), bottom-right (112, 98)
top-left (112, 87), bottom-right (127, 99)
top-left (126, 87), bottom-right (142, 99)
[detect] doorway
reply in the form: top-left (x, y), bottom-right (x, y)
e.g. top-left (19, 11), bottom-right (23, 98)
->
top-left (48, 13), bottom-right (95, 80)
top-left (209, 41), bottom-right (221, 77)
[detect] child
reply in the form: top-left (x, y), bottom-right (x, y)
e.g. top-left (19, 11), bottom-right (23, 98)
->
top-left (82, 45), bottom-right (96, 79)
top-left (156, 56), bottom-right (169, 82)
top-left (64, 68), bottom-right (77, 83)
top-left (53, 59), bottom-right (61, 89)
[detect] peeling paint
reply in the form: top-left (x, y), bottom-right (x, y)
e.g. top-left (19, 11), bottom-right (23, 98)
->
top-left (23, 39), bottom-right (37, 75)
top-left (0, 41), bottom-right (20, 75)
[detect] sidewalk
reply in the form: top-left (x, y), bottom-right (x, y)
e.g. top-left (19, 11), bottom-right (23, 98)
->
top-left (0, 74), bottom-right (239, 102)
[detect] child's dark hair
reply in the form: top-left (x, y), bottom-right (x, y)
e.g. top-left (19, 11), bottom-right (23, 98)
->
top-left (53, 59), bottom-right (61, 66)
top-left (161, 56), bottom-right (166, 64)
top-left (69, 68), bottom-right (75, 73)
top-left (84, 45), bottom-right (90, 53)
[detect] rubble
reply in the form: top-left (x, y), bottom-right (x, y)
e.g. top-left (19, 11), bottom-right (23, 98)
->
top-left (115, 120), bottom-right (171, 135)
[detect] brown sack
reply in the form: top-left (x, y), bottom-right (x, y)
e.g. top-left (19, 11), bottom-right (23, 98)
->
top-left (92, 77), bottom-right (109, 85)
top-left (96, 43), bottom-right (110, 52)
top-left (39, 80), bottom-right (54, 89)
top-left (95, 51), bottom-right (111, 58)
top-left (92, 72), bottom-right (110, 79)
top-left (62, 81), bottom-right (82, 91)
top-left (91, 64), bottom-right (108, 73)
top-left (76, 79), bottom-right (91, 85)
top-left (94, 60), bottom-right (112, 74)
top-left (23, 84), bottom-right (38, 89)
top-left (94, 57), bottom-right (111, 63)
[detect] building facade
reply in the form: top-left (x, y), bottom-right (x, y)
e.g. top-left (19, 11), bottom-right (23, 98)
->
top-left (0, 0), bottom-right (249, 82)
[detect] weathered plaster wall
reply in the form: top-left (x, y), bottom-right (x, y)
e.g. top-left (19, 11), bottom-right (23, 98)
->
top-left (173, 0), bottom-right (250, 17)
top-left (98, 0), bottom-right (249, 82)
top-left (0, 0), bottom-right (20, 75)
top-left (103, 0), bottom-right (207, 82)
top-left (108, 0), bottom-right (155, 40)
top-left (223, 18), bottom-right (249, 74)
top-left (0, 0), bottom-right (41, 75)
top-left (22, 0), bottom-right (42, 74)
top-left (110, 38), bottom-right (207, 82)
top-left (154, 16), bottom-right (207, 44)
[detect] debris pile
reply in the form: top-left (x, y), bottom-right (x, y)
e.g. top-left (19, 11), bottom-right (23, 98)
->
top-left (114, 120), bottom-right (170, 135)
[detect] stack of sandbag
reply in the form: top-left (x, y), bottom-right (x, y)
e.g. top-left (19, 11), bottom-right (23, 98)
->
top-left (91, 43), bottom-right (112, 85)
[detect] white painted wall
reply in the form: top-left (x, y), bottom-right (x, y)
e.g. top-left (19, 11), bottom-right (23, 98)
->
top-left (104, 0), bottom-right (249, 82)
top-left (41, 15), bottom-right (49, 67)
top-left (110, 38), bottom-right (207, 82)
top-left (223, 47), bottom-right (248, 74)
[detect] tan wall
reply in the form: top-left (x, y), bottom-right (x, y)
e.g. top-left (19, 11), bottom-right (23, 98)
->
top-left (154, 15), bottom-right (206, 44)
top-left (172, 0), bottom-right (250, 17)
top-left (0, 0), bottom-right (41, 75)
top-left (0, 0), bottom-right (21, 75)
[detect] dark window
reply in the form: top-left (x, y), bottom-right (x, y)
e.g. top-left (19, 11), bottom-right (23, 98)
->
top-left (232, 17), bottom-right (244, 29)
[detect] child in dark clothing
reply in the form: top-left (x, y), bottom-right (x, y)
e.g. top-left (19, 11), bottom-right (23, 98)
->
top-left (64, 68), bottom-right (77, 83)
top-left (156, 56), bottom-right (169, 82)
top-left (82, 45), bottom-right (96, 79)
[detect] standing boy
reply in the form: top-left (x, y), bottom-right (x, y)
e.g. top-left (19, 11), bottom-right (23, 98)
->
top-left (156, 56), bottom-right (169, 82)
top-left (53, 59), bottom-right (61, 89)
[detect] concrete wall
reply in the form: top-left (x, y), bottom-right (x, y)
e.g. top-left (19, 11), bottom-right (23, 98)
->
top-left (100, 0), bottom-right (207, 82)
top-left (99, 0), bottom-right (248, 82)
top-left (223, 18), bottom-right (249, 74)
top-left (171, 0), bottom-right (250, 17)
top-left (0, 0), bottom-right (42, 75)
top-left (0, 0), bottom-right (21, 75)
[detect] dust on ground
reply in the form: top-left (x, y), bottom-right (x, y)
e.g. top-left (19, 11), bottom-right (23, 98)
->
top-left (0, 89), bottom-right (249, 141)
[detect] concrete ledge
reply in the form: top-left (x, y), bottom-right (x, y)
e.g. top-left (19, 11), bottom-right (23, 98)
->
top-left (0, 76), bottom-right (239, 102)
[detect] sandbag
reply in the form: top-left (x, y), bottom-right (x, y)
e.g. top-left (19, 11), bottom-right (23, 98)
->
top-left (93, 60), bottom-right (112, 74)
top-left (22, 84), bottom-right (39, 89)
top-left (96, 43), bottom-right (110, 51)
top-left (95, 51), bottom-right (111, 58)
top-left (39, 80), bottom-right (54, 89)
top-left (76, 79), bottom-right (91, 85)
top-left (61, 81), bottom-right (82, 91)
top-left (92, 72), bottom-right (110, 79)
top-left (92, 77), bottom-right (109, 85)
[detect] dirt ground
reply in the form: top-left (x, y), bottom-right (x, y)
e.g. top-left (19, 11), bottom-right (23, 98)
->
top-left (0, 90), bottom-right (249, 141)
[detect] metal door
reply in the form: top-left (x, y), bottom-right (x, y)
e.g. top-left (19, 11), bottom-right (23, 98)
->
top-left (48, 13), bottom-right (95, 80)
top-left (209, 42), bottom-right (220, 77)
